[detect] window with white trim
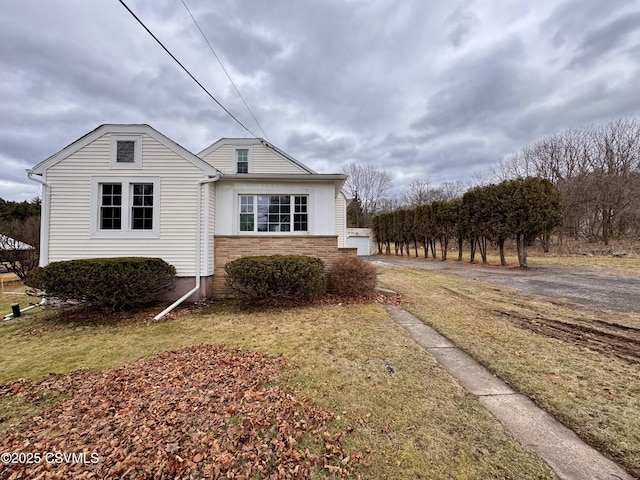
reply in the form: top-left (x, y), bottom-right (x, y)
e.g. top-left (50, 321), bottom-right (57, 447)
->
top-left (110, 135), bottom-right (142, 169)
top-left (236, 148), bottom-right (249, 173)
top-left (116, 141), bottom-right (135, 163)
top-left (100, 183), bottom-right (122, 230)
top-left (131, 183), bottom-right (154, 230)
top-left (91, 177), bottom-right (159, 238)
top-left (239, 195), bottom-right (308, 232)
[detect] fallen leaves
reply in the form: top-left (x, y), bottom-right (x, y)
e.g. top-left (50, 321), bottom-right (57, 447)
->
top-left (0, 345), bottom-right (360, 479)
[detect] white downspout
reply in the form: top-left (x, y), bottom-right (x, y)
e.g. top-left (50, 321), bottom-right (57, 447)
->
top-left (153, 174), bottom-right (220, 321)
top-left (23, 169), bottom-right (50, 313)
top-left (26, 169), bottom-right (50, 267)
top-left (3, 300), bottom-right (46, 321)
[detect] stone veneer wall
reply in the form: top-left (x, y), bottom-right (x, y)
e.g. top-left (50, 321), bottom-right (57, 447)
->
top-left (212, 235), bottom-right (357, 297)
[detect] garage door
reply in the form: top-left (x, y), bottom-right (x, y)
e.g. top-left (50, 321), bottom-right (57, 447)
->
top-left (346, 236), bottom-right (371, 256)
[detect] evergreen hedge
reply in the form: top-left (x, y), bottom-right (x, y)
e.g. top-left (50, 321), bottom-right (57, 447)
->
top-left (224, 255), bottom-right (326, 302)
top-left (26, 257), bottom-right (176, 311)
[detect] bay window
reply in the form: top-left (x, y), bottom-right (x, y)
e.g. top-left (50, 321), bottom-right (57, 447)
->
top-left (239, 195), bottom-right (308, 233)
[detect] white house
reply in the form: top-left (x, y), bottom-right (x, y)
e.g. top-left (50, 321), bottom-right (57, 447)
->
top-left (27, 124), bottom-right (354, 302)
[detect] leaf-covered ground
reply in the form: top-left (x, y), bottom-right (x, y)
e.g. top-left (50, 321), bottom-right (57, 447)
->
top-left (0, 345), bottom-right (356, 479)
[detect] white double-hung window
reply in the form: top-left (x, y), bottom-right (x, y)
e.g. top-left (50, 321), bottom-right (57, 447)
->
top-left (91, 176), bottom-right (160, 238)
top-left (236, 148), bottom-right (249, 173)
top-left (239, 195), bottom-right (308, 233)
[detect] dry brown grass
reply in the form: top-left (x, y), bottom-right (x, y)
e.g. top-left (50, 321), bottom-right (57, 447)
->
top-left (0, 300), bottom-right (555, 479)
top-left (379, 266), bottom-right (640, 478)
top-left (393, 243), bottom-right (640, 272)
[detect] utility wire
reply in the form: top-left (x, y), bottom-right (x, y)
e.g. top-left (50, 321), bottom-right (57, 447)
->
top-left (118, 0), bottom-right (258, 138)
top-left (181, 0), bottom-right (269, 140)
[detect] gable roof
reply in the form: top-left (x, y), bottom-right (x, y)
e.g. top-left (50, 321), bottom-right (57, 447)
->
top-left (197, 138), bottom-right (316, 174)
top-left (31, 124), bottom-right (220, 176)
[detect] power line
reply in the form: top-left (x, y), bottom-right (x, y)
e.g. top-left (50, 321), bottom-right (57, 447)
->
top-left (181, 0), bottom-right (269, 140)
top-left (117, 0), bottom-right (258, 138)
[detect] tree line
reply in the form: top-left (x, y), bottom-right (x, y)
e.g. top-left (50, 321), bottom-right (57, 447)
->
top-left (371, 177), bottom-right (562, 268)
top-left (495, 116), bottom-right (640, 244)
top-left (345, 116), bottom-right (640, 246)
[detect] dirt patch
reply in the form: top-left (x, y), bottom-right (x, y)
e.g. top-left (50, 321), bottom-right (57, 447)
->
top-left (437, 283), bottom-right (640, 365)
top-left (0, 345), bottom-right (357, 479)
top-left (497, 311), bottom-right (640, 365)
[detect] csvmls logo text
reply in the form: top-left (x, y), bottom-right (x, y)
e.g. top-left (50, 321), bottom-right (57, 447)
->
top-left (45, 452), bottom-right (100, 464)
top-left (0, 451), bottom-right (101, 465)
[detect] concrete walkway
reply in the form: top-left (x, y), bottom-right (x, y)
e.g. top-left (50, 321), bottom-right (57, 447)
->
top-left (382, 304), bottom-right (635, 480)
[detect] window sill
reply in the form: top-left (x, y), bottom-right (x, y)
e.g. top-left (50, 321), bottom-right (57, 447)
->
top-left (90, 230), bottom-right (159, 239)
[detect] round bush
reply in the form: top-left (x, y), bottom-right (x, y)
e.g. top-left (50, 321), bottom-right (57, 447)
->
top-left (224, 255), bottom-right (326, 302)
top-left (26, 257), bottom-right (176, 311)
top-left (326, 256), bottom-right (377, 298)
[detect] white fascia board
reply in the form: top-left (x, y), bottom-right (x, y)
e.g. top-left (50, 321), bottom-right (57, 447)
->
top-left (197, 138), bottom-right (261, 157)
top-left (218, 173), bottom-right (346, 182)
top-left (260, 140), bottom-right (316, 174)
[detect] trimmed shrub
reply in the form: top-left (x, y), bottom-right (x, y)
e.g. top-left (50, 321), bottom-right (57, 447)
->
top-left (26, 257), bottom-right (176, 311)
top-left (224, 255), bottom-right (326, 302)
top-left (326, 256), bottom-right (377, 298)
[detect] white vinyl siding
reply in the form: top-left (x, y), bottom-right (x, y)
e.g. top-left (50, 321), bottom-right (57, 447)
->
top-left (205, 181), bottom-right (216, 276)
top-left (45, 133), bottom-right (205, 276)
top-left (335, 193), bottom-right (347, 248)
top-left (202, 143), bottom-right (309, 174)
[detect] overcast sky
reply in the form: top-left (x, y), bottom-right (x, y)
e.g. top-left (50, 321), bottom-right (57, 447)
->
top-left (2, 0), bottom-right (640, 202)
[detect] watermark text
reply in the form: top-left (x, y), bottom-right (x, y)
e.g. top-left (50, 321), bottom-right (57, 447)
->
top-left (1, 451), bottom-right (99, 465)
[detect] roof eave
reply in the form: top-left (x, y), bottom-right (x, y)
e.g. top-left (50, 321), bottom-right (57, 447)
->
top-left (218, 173), bottom-right (347, 195)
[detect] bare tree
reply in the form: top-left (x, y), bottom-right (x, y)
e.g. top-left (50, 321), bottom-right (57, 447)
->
top-left (490, 116), bottom-right (640, 243)
top-left (0, 216), bottom-right (40, 279)
top-left (587, 117), bottom-right (640, 244)
top-left (342, 164), bottom-right (393, 227)
top-left (402, 178), bottom-right (433, 206)
top-left (433, 180), bottom-right (466, 201)
top-left (376, 196), bottom-right (404, 214)
top-left (466, 169), bottom-right (492, 189)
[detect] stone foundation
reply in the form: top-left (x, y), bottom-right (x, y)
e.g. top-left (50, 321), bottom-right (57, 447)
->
top-left (212, 235), bottom-right (356, 297)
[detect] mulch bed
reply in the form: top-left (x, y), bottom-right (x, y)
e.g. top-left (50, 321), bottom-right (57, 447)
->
top-left (0, 345), bottom-right (358, 479)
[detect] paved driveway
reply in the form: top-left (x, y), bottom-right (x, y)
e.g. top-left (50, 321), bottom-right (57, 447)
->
top-left (369, 256), bottom-right (640, 314)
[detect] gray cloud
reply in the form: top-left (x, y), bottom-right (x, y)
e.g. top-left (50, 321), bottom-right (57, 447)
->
top-left (1, 0), bottom-right (640, 202)
top-left (445, 5), bottom-right (479, 47)
top-left (569, 12), bottom-right (640, 68)
top-left (540, 0), bottom-right (635, 49)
